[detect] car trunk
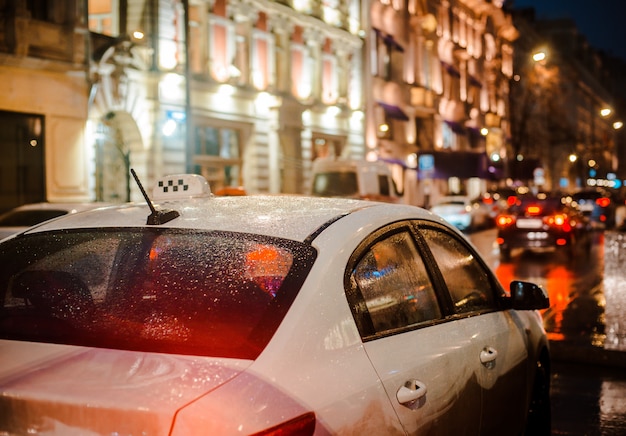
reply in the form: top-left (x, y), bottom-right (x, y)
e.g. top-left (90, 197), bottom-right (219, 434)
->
top-left (0, 340), bottom-right (250, 435)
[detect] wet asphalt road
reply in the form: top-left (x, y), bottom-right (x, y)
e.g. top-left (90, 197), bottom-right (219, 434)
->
top-left (467, 228), bottom-right (626, 435)
top-left (551, 360), bottom-right (626, 435)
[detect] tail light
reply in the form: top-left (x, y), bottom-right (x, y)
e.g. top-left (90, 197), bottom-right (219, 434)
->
top-left (545, 214), bottom-right (572, 232)
top-left (252, 412), bottom-right (316, 436)
top-left (496, 214), bottom-right (515, 227)
top-left (596, 197), bottom-right (611, 208)
top-left (526, 205), bottom-right (541, 215)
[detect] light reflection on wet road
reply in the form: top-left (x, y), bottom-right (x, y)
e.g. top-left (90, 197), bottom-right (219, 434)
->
top-left (468, 228), bottom-right (626, 435)
top-left (468, 228), bottom-right (605, 345)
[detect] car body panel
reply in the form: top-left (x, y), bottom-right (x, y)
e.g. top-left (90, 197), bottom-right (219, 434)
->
top-left (0, 340), bottom-right (251, 435)
top-left (363, 320), bottom-right (483, 434)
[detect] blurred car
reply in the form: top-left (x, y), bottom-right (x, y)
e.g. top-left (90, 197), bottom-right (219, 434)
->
top-left (0, 202), bottom-right (111, 240)
top-left (429, 195), bottom-right (492, 231)
top-left (496, 192), bottom-right (592, 261)
top-left (476, 187), bottom-right (519, 220)
top-left (570, 187), bottom-right (617, 229)
top-left (310, 158), bottom-right (400, 203)
top-left (0, 173), bottom-right (550, 435)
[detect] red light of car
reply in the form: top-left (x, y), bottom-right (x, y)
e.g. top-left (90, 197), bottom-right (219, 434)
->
top-left (545, 214), bottom-right (572, 231)
top-left (496, 237), bottom-right (505, 245)
top-left (252, 412), bottom-right (316, 436)
top-left (526, 205), bottom-right (541, 215)
top-left (506, 196), bottom-right (517, 206)
top-left (496, 215), bottom-right (515, 227)
top-left (600, 215), bottom-right (607, 222)
top-left (483, 197), bottom-right (494, 205)
top-left (556, 238), bottom-right (567, 246)
top-left (596, 197), bottom-right (611, 208)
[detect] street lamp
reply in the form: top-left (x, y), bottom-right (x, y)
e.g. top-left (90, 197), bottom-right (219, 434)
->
top-left (532, 50), bottom-right (547, 63)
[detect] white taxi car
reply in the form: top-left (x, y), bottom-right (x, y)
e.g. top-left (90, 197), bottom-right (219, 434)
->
top-left (0, 173), bottom-right (551, 435)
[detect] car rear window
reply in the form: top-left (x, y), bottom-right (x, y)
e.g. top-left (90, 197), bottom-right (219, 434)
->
top-left (0, 229), bottom-right (316, 359)
top-left (509, 197), bottom-right (563, 214)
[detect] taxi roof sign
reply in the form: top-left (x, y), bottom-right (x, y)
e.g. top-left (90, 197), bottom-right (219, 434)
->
top-left (153, 174), bottom-right (212, 201)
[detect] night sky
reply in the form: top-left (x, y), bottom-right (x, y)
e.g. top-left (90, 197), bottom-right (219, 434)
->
top-left (508, 0), bottom-right (626, 62)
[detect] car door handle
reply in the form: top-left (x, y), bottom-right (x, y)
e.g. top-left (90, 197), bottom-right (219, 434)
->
top-left (480, 346), bottom-right (498, 369)
top-left (396, 380), bottom-right (427, 409)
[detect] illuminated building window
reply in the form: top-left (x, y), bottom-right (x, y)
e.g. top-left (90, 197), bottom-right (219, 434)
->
top-left (194, 125), bottom-right (243, 191)
top-left (321, 39), bottom-right (338, 104)
top-left (251, 13), bottom-right (273, 90)
top-left (291, 26), bottom-right (311, 99)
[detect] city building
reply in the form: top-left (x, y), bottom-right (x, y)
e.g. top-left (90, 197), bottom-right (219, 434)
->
top-left (509, 8), bottom-right (624, 191)
top-left (0, 0), bottom-right (92, 211)
top-left (366, 0), bottom-right (518, 206)
top-left (0, 0), bottom-right (519, 211)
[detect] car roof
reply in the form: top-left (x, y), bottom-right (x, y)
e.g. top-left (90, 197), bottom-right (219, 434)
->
top-left (5, 202), bottom-right (109, 213)
top-left (24, 195), bottom-right (442, 242)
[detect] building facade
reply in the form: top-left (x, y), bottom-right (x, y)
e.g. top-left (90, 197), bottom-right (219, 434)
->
top-left (510, 9), bottom-right (623, 191)
top-left (365, 0), bottom-right (517, 206)
top-left (0, 0), bottom-right (92, 211)
top-left (0, 0), bottom-right (521, 210)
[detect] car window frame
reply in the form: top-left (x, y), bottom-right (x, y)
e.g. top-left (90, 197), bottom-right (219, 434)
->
top-left (345, 219), bottom-right (507, 342)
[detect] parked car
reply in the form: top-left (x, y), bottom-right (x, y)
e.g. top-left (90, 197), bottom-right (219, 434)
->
top-left (0, 202), bottom-right (112, 240)
top-left (496, 192), bottom-right (592, 261)
top-left (310, 157), bottom-right (400, 203)
top-left (0, 173), bottom-right (551, 435)
top-left (571, 187), bottom-right (617, 229)
top-left (429, 195), bottom-right (492, 231)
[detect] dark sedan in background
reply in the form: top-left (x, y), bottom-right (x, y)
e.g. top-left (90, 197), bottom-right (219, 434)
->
top-left (496, 192), bottom-right (592, 261)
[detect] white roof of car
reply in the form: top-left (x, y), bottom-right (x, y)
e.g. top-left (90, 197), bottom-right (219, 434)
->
top-left (25, 195), bottom-right (444, 242)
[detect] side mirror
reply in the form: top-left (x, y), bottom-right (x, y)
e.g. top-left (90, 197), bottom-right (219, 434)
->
top-left (510, 280), bottom-right (549, 310)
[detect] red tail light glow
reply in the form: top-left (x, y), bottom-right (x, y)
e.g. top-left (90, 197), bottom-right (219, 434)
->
top-left (596, 197), bottom-right (611, 208)
top-left (556, 238), bottom-right (567, 246)
top-left (496, 215), bottom-right (515, 227)
top-left (545, 214), bottom-right (572, 232)
top-left (252, 412), bottom-right (316, 436)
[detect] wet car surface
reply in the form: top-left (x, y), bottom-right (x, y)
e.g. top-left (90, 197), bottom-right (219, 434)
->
top-left (0, 173), bottom-right (550, 435)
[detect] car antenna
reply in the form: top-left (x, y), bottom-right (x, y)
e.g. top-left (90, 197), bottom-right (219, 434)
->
top-left (130, 168), bottom-right (180, 225)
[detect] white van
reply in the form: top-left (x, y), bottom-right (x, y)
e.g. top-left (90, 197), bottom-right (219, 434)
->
top-left (310, 158), bottom-right (400, 203)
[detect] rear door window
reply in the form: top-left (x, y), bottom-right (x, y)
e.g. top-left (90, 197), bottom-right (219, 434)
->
top-left (419, 226), bottom-right (497, 314)
top-left (347, 225), bottom-right (442, 338)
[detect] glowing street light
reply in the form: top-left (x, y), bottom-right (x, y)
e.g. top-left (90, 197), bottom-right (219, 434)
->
top-left (532, 51), bottom-right (546, 63)
top-left (613, 121), bottom-right (623, 130)
top-left (600, 108), bottom-right (612, 117)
